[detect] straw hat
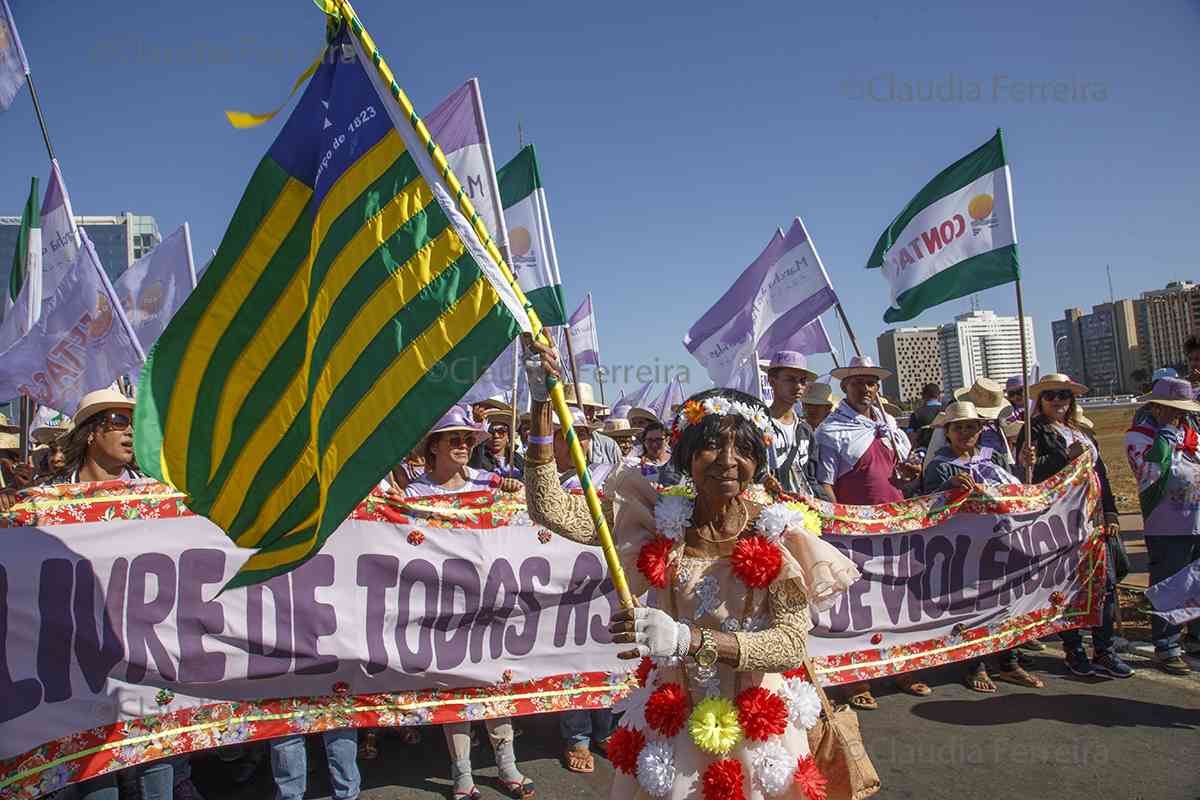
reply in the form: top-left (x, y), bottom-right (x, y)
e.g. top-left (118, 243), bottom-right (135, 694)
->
top-left (32, 421), bottom-right (73, 445)
top-left (880, 397), bottom-right (902, 417)
top-left (831, 355), bottom-right (891, 381)
top-left (602, 417), bottom-right (642, 438)
top-left (0, 431), bottom-right (19, 450)
top-left (1136, 377), bottom-right (1200, 414)
top-left (481, 408), bottom-right (515, 428)
top-left (1072, 405), bottom-right (1096, 432)
top-left (73, 389), bottom-right (135, 427)
top-left (801, 383), bottom-right (839, 407)
top-left (1001, 418), bottom-right (1025, 439)
top-left (952, 378), bottom-right (1006, 419)
top-left (932, 401), bottom-right (986, 428)
top-left (1028, 373), bottom-right (1088, 398)
top-left (763, 350), bottom-right (818, 381)
top-left (0, 413), bottom-right (18, 435)
top-left (551, 406), bottom-right (596, 433)
top-left (627, 406), bottom-right (659, 428)
top-left (421, 405), bottom-right (489, 449)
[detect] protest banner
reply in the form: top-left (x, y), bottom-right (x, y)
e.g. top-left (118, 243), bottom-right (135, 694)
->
top-left (0, 458), bottom-right (1104, 797)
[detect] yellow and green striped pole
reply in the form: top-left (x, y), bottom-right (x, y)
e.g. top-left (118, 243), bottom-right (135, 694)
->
top-left (333, 0), bottom-right (634, 609)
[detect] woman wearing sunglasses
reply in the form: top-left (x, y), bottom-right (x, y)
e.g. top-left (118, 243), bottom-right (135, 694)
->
top-left (1016, 374), bottom-right (1132, 679)
top-left (53, 389), bottom-right (142, 484)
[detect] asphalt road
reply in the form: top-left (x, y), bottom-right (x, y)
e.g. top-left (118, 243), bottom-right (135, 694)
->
top-left (189, 645), bottom-right (1200, 800)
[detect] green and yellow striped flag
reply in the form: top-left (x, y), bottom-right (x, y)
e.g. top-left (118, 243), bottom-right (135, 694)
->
top-left (135, 17), bottom-right (530, 589)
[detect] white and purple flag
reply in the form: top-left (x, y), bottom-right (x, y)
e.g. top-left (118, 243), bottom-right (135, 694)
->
top-left (0, 231), bottom-right (144, 414)
top-left (650, 374), bottom-right (685, 423)
top-left (424, 78), bottom-right (509, 251)
top-left (568, 293), bottom-right (600, 368)
top-left (684, 218), bottom-right (837, 386)
top-left (1145, 558), bottom-right (1200, 626)
top-left (115, 223), bottom-right (197, 353)
top-left (0, 0), bottom-right (29, 111)
top-left (611, 380), bottom-right (654, 419)
top-left (39, 159), bottom-right (81, 296)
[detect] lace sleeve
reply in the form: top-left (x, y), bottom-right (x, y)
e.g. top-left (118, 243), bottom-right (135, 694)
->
top-left (523, 461), bottom-right (612, 545)
top-left (733, 579), bottom-right (810, 672)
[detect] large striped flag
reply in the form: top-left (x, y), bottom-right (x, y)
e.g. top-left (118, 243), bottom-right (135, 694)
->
top-left (868, 130), bottom-right (1018, 322)
top-left (498, 145), bottom-right (567, 326)
top-left (135, 19), bottom-right (530, 588)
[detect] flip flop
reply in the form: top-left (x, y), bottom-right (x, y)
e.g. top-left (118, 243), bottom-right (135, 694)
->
top-left (564, 745), bottom-right (594, 773)
top-left (996, 667), bottom-right (1045, 689)
top-left (896, 677), bottom-right (932, 696)
top-left (452, 788), bottom-right (482, 800)
top-left (848, 688), bottom-right (878, 711)
top-left (501, 777), bottom-right (536, 799)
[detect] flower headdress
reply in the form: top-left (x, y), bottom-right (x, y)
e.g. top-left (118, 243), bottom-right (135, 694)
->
top-left (670, 390), bottom-right (774, 448)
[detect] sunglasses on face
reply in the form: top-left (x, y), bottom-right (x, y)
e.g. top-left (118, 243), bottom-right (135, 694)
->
top-left (99, 411), bottom-right (132, 431)
top-left (444, 434), bottom-right (473, 447)
top-left (644, 436), bottom-right (665, 445)
top-left (1041, 390), bottom-right (1074, 402)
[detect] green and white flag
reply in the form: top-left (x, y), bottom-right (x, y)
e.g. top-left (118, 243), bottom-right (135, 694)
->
top-left (4, 176), bottom-right (41, 336)
top-left (498, 144), bottom-right (566, 326)
top-left (868, 130), bottom-right (1018, 323)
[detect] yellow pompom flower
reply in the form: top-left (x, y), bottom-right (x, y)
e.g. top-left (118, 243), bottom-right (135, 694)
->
top-left (688, 697), bottom-right (743, 755)
top-left (799, 505), bottom-right (823, 537)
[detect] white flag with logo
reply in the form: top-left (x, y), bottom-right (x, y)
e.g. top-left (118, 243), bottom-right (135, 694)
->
top-left (38, 159), bottom-right (81, 297)
top-left (115, 223), bottom-right (197, 352)
top-left (0, 231), bottom-right (144, 413)
top-left (568, 293), bottom-right (600, 368)
top-left (497, 144), bottom-right (567, 326)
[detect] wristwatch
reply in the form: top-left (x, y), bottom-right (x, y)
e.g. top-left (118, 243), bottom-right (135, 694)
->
top-left (694, 628), bottom-right (718, 668)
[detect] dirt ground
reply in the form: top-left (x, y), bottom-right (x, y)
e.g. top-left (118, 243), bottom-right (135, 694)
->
top-left (1086, 405), bottom-right (1140, 514)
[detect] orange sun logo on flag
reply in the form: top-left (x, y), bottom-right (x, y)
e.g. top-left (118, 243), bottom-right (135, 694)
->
top-left (90, 292), bottom-right (114, 338)
top-left (508, 226), bottom-right (532, 258)
top-left (967, 194), bottom-right (994, 221)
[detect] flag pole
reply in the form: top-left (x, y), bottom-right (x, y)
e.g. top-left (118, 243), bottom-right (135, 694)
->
top-left (507, 343), bottom-right (519, 470)
top-left (24, 74), bottom-right (56, 163)
top-left (562, 326), bottom-right (586, 413)
top-left (1015, 276), bottom-right (1034, 483)
top-left (337, 0), bottom-right (634, 609)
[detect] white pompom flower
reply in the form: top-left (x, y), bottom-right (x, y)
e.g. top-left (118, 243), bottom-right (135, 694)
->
top-left (779, 677), bottom-right (823, 729)
top-left (702, 396), bottom-right (733, 416)
top-left (612, 683), bottom-right (654, 734)
top-left (655, 495), bottom-right (693, 541)
top-left (747, 738), bottom-right (795, 797)
top-left (756, 502), bottom-right (796, 543)
top-left (636, 739), bottom-right (676, 798)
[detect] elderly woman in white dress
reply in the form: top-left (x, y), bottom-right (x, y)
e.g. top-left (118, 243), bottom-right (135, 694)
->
top-left (522, 338), bottom-right (860, 800)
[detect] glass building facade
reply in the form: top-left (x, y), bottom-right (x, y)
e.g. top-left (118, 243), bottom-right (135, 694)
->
top-left (0, 213), bottom-right (161, 287)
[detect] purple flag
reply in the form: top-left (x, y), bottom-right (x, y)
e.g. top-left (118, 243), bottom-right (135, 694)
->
top-left (1145, 557), bottom-right (1200, 626)
top-left (115, 224), bottom-right (197, 354)
top-left (611, 380), bottom-right (654, 419)
top-left (684, 217), bottom-right (837, 386)
top-left (0, 231), bottom-right (144, 413)
top-left (651, 375), bottom-right (685, 423)
top-left (0, 0), bottom-right (29, 111)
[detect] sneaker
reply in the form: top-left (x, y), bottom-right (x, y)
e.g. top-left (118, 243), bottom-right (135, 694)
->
top-left (1092, 652), bottom-right (1134, 679)
top-left (1158, 655), bottom-right (1193, 676)
top-left (1182, 634), bottom-right (1200, 656)
top-left (1064, 649), bottom-right (1094, 676)
top-left (1018, 639), bottom-right (1046, 652)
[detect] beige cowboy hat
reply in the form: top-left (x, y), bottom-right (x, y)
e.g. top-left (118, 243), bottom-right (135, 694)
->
top-left (1001, 418), bottom-right (1025, 439)
top-left (1136, 377), bottom-right (1200, 414)
top-left (952, 378), bottom-right (1006, 419)
top-left (1028, 373), bottom-right (1088, 398)
top-left (0, 413), bottom-right (19, 435)
top-left (932, 401), bottom-right (986, 428)
top-left (1071, 405), bottom-right (1096, 432)
top-left (627, 406), bottom-right (659, 428)
top-left (802, 383), bottom-right (839, 407)
top-left (880, 397), bottom-right (903, 417)
top-left (420, 405), bottom-right (490, 449)
top-left (74, 389), bottom-right (135, 427)
top-left (481, 408), bottom-right (516, 427)
top-left (0, 431), bottom-right (19, 450)
top-left (563, 383), bottom-right (608, 414)
top-left (551, 406), bottom-right (597, 433)
top-left (830, 355), bottom-right (891, 381)
top-left (602, 417), bottom-right (642, 438)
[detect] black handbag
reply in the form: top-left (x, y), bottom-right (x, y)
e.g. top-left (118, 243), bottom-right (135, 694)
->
top-left (1107, 533), bottom-right (1131, 583)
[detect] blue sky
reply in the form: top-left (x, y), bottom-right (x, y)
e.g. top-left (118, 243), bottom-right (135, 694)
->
top-left (3, 0), bottom-right (1198, 400)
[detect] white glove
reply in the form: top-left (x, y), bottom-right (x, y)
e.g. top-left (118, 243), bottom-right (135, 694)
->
top-left (631, 607), bottom-right (692, 658)
top-left (521, 348), bottom-right (551, 402)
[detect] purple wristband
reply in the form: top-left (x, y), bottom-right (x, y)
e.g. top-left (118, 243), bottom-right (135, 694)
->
top-left (528, 434), bottom-right (554, 446)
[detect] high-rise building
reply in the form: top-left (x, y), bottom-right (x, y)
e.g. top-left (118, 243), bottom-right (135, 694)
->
top-left (1137, 281), bottom-right (1200, 371)
top-left (1053, 300), bottom-right (1142, 394)
top-left (937, 310), bottom-right (1037, 392)
top-left (0, 213), bottom-right (161, 286)
top-left (877, 326), bottom-right (943, 405)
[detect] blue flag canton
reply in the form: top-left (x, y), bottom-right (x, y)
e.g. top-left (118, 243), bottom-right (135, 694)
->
top-left (266, 27), bottom-right (392, 210)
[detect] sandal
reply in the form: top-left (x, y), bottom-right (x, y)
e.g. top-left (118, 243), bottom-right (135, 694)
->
top-left (847, 683), bottom-right (878, 711)
top-left (896, 675), bottom-right (932, 696)
top-left (452, 788), bottom-right (481, 800)
top-left (995, 666), bottom-right (1045, 689)
top-left (564, 744), bottom-right (594, 773)
top-left (966, 664), bottom-right (997, 694)
top-left (501, 777), bottom-right (536, 799)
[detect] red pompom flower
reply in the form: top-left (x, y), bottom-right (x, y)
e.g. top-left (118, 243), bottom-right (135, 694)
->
top-left (644, 682), bottom-right (689, 738)
top-left (635, 656), bottom-right (655, 688)
top-left (794, 754), bottom-right (828, 800)
top-left (637, 535), bottom-right (674, 589)
top-left (730, 535), bottom-right (783, 588)
top-left (606, 726), bottom-right (645, 775)
top-left (702, 758), bottom-right (746, 800)
top-left (735, 686), bottom-right (789, 741)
